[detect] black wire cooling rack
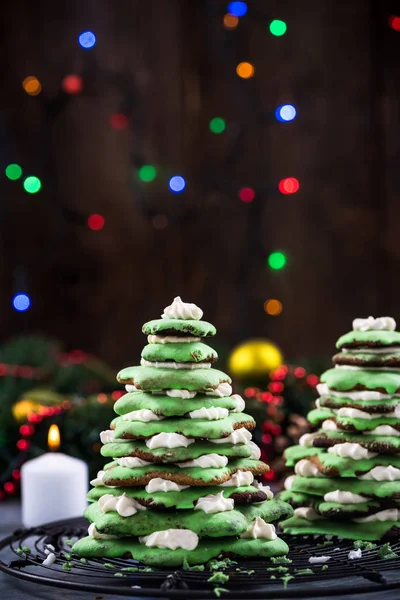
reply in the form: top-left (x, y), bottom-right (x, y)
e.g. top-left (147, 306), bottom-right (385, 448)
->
top-left (1, 517), bottom-right (400, 598)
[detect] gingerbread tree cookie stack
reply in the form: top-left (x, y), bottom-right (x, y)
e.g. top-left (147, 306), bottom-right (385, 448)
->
top-left (73, 297), bottom-right (292, 566)
top-left (281, 316), bottom-right (400, 541)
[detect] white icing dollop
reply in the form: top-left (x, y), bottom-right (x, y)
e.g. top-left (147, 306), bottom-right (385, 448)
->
top-left (240, 517), bottom-right (277, 540)
top-left (210, 428), bottom-right (252, 445)
top-left (117, 457), bottom-right (152, 468)
top-left (231, 394), bottom-right (246, 413)
top-left (317, 383), bottom-right (395, 401)
top-left (323, 490), bottom-right (369, 504)
top-left (348, 548), bottom-right (362, 559)
top-left (295, 459), bottom-right (324, 478)
top-left (139, 529), bottom-right (199, 550)
top-left (140, 359), bottom-right (211, 370)
top-left (253, 480), bottom-right (274, 499)
top-left (90, 470), bottom-right (105, 487)
top-left (88, 523), bottom-right (119, 539)
top-left (176, 454), bottom-right (228, 469)
top-left (100, 430), bottom-right (115, 444)
top-left (219, 470), bottom-right (254, 487)
top-left (42, 553), bottom-right (56, 567)
top-left (309, 556), bottom-right (331, 564)
top-left (337, 407), bottom-right (395, 420)
top-left (145, 478), bottom-right (189, 493)
top-left (98, 493), bottom-right (146, 517)
top-left (147, 335), bottom-right (201, 344)
top-left (162, 297), bottom-right (203, 321)
top-left (358, 465), bottom-right (400, 481)
top-left (194, 491), bottom-right (234, 514)
top-left (352, 316), bottom-right (396, 332)
top-left (165, 389), bottom-right (197, 399)
top-left (328, 443), bottom-right (377, 460)
top-left (294, 507), bottom-right (323, 521)
top-left (247, 440), bottom-right (261, 460)
top-left (122, 409), bottom-right (164, 422)
top-left (145, 433), bottom-right (195, 449)
top-left (125, 384), bottom-right (139, 392)
top-left (353, 508), bottom-right (400, 523)
top-left (188, 406), bottom-right (229, 420)
top-left (205, 383), bottom-right (233, 397)
top-left (364, 425), bottom-right (400, 436)
top-left (284, 474), bottom-right (297, 490)
top-left (299, 433), bottom-right (316, 447)
top-left (322, 420), bottom-right (338, 431)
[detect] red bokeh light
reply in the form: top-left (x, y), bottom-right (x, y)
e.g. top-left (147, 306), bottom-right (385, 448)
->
top-left (239, 187), bottom-right (255, 202)
top-left (88, 214), bottom-right (105, 231)
top-left (0, 364), bottom-right (7, 376)
top-left (307, 374), bottom-right (319, 386)
top-left (244, 387), bottom-right (256, 398)
top-left (389, 15), bottom-right (400, 31)
top-left (278, 177), bottom-right (300, 194)
top-left (4, 481), bottom-right (15, 494)
top-left (268, 381), bottom-right (284, 393)
top-left (264, 470), bottom-right (275, 480)
top-left (261, 433), bottom-right (272, 444)
top-left (20, 424), bottom-right (34, 436)
top-left (62, 74), bottom-right (83, 95)
top-left (294, 366), bottom-right (306, 378)
top-left (17, 439), bottom-right (30, 451)
top-left (110, 113), bottom-right (129, 129)
top-left (12, 469), bottom-right (21, 479)
top-left (111, 390), bottom-right (124, 400)
top-left (260, 391), bottom-right (273, 403)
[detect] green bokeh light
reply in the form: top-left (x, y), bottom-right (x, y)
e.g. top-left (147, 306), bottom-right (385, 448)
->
top-left (5, 164), bottom-right (22, 180)
top-left (139, 165), bottom-right (157, 182)
top-left (268, 251), bottom-right (287, 270)
top-left (209, 117), bottom-right (226, 134)
top-left (269, 19), bottom-right (287, 36)
top-left (23, 176), bottom-right (41, 194)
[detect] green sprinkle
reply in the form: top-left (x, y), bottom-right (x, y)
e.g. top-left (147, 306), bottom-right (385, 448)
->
top-left (208, 572), bottom-right (229, 585)
top-left (214, 588), bottom-right (229, 598)
top-left (377, 543), bottom-right (398, 560)
top-left (64, 552), bottom-right (72, 560)
top-left (295, 568), bottom-right (313, 575)
top-left (65, 539), bottom-right (73, 547)
top-left (322, 564), bottom-right (329, 570)
top-left (354, 540), bottom-right (377, 550)
top-left (208, 558), bottom-right (237, 570)
top-left (245, 569), bottom-right (255, 575)
top-left (121, 566), bottom-right (139, 572)
top-left (16, 549), bottom-right (23, 555)
top-left (182, 558), bottom-right (205, 572)
top-left (103, 563), bottom-right (116, 569)
top-left (114, 572), bottom-right (125, 577)
top-left (80, 558), bottom-right (88, 564)
top-left (270, 575), bottom-right (276, 580)
top-left (281, 574), bottom-right (294, 589)
top-left (62, 563), bottom-right (72, 572)
top-left (270, 556), bottom-right (292, 564)
top-left (266, 566), bottom-right (289, 573)
top-left (21, 546), bottom-right (31, 554)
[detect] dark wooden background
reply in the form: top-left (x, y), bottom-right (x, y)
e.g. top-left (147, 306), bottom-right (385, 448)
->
top-left (0, 0), bottom-right (399, 367)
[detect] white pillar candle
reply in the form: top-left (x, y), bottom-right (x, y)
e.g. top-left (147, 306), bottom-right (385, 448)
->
top-left (21, 453), bottom-right (88, 527)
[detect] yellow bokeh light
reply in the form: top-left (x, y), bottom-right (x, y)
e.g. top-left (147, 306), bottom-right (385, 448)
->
top-left (224, 14), bottom-right (239, 29)
top-left (264, 299), bottom-right (283, 316)
top-left (236, 62), bottom-right (255, 79)
top-left (228, 339), bottom-right (283, 378)
top-left (23, 76), bottom-right (42, 96)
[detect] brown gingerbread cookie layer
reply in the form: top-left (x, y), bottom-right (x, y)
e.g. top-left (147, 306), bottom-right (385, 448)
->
top-left (333, 353), bottom-right (400, 368)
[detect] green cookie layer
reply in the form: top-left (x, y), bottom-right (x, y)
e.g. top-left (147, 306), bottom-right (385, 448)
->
top-left (111, 412), bottom-right (254, 440)
top-left (291, 475), bottom-right (400, 498)
top-left (287, 448), bottom-right (400, 477)
top-left (321, 368), bottom-right (400, 394)
top-left (141, 342), bottom-right (218, 364)
top-left (284, 446), bottom-right (325, 466)
top-left (281, 515), bottom-right (400, 541)
top-left (142, 319), bottom-right (216, 338)
top-left (101, 440), bottom-right (251, 463)
top-left (113, 392), bottom-right (240, 418)
top-left (72, 536), bottom-right (289, 566)
top-left (281, 490), bottom-right (383, 517)
top-left (102, 458), bottom-right (267, 487)
top-left (312, 430), bottom-right (400, 453)
top-left (87, 485), bottom-right (268, 509)
top-left (333, 351), bottom-right (400, 368)
top-left (336, 330), bottom-right (400, 349)
top-left (117, 366), bottom-right (231, 391)
top-left (319, 395), bottom-right (400, 412)
top-left (308, 408), bottom-right (400, 431)
top-left (280, 490), bottom-right (313, 506)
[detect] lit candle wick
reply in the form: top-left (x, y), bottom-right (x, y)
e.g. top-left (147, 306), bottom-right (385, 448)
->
top-left (48, 424), bottom-right (60, 452)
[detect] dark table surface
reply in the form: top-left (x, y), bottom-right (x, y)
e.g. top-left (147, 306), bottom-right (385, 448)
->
top-left (1, 500), bottom-right (400, 600)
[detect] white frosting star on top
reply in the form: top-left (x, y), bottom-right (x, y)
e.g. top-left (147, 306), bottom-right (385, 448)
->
top-left (352, 316), bottom-right (396, 332)
top-left (162, 296), bottom-right (203, 320)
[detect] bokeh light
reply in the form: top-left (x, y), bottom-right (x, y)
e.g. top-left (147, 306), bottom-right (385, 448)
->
top-left (23, 176), bottom-right (41, 194)
top-left (278, 177), bottom-right (299, 194)
top-left (269, 19), bottom-right (287, 36)
top-left (223, 14), bottom-right (239, 29)
top-left (62, 74), bottom-right (83, 95)
top-left (22, 76), bottom-right (42, 96)
top-left (139, 165), bottom-right (157, 182)
top-left (88, 214), bottom-right (105, 230)
top-left (78, 30), bottom-right (96, 49)
top-left (236, 62), bottom-right (255, 79)
top-left (264, 299), bottom-right (283, 316)
top-left (239, 187), bottom-right (255, 202)
top-left (227, 1), bottom-right (248, 17)
top-left (209, 117), bottom-right (226, 134)
top-left (268, 251), bottom-right (287, 270)
top-left (5, 164), bottom-right (22, 180)
top-left (169, 176), bottom-right (186, 193)
top-left (13, 293), bottom-right (31, 312)
top-left (389, 15), bottom-right (400, 31)
top-left (275, 104), bottom-right (297, 122)
top-left (110, 113), bottom-right (129, 130)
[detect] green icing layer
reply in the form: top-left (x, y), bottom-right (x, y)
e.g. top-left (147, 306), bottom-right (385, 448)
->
top-left (312, 430), bottom-right (400, 452)
top-left (321, 368), bottom-right (400, 393)
top-left (102, 458), bottom-right (267, 486)
top-left (307, 408), bottom-right (334, 424)
top-left (141, 342), bottom-right (218, 364)
top-left (101, 440), bottom-right (251, 462)
top-left (72, 536), bottom-right (289, 566)
top-left (319, 395), bottom-right (400, 410)
top-left (87, 485), bottom-right (267, 509)
top-left (308, 408), bottom-right (400, 431)
top-left (280, 490), bottom-right (316, 505)
top-left (291, 475), bottom-right (400, 498)
top-left (142, 319), bottom-right (216, 338)
top-left (281, 516), bottom-right (400, 541)
top-left (117, 366), bottom-right (231, 391)
top-left (284, 446), bottom-right (324, 466)
top-left (113, 393), bottom-right (239, 418)
top-left (111, 412), bottom-right (254, 440)
top-left (336, 330), bottom-right (400, 349)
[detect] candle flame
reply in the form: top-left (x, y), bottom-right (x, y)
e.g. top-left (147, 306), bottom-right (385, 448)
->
top-left (48, 424), bottom-right (60, 451)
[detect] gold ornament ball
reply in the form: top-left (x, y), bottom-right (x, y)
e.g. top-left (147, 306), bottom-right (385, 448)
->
top-left (228, 339), bottom-right (283, 378)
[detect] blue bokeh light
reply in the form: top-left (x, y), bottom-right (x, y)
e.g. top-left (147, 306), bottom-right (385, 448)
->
top-left (227, 1), bottom-right (248, 17)
top-left (275, 104), bottom-right (297, 122)
top-left (169, 176), bottom-right (186, 193)
top-left (13, 293), bottom-right (31, 312)
top-left (78, 30), bottom-right (96, 49)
